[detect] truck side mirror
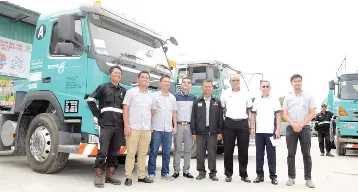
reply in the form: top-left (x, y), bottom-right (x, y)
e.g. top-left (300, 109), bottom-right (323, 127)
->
top-left (58, 14), bottom-right (75, 42)
top-left (329, 80), bottom-right (335, 90)
top-left (169, 37), bottom-right (178, 46)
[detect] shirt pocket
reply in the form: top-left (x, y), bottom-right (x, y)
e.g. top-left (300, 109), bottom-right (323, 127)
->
top-left (301, 98), bottom-right (310, 109)
top-left (104, 92), bottom-right (114, 103)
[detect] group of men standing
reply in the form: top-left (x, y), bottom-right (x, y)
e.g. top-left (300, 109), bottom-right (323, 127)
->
top-left (87, 65), bottom-right (317, 189)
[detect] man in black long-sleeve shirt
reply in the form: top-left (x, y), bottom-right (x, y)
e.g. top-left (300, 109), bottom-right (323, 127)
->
top-left (87, 65), bottom-right (126, 188)
top-left (314, 104), bottom-right (335, 157)
top-left (191, 79), bottom-right (223, 181)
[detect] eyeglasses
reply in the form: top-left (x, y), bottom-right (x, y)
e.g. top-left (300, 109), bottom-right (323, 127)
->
top-left (182, 81), bottom-right (191, 84)
top-left (262, 85), bottom-right (270, 88)
top-left (231, 79), bottom-right (240, 82)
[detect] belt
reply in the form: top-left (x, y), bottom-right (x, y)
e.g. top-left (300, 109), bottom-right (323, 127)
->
top-left (177, 121), bottom-right (190, 125)
top-left (101, 107), bottom-right (123, 113)
top-left (226, 117), bottom-right (246, 121)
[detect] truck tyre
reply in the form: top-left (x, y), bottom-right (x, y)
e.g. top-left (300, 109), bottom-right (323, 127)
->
top-left (0, 115), bottom-right (11, 151)
top-left (336, 131), bottom-right (346, 156)
top-left (25, 113), bottom-right (69, 173)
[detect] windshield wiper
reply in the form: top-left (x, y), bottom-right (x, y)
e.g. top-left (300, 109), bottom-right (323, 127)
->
top-left (120, 53), bottom-right (143, 61)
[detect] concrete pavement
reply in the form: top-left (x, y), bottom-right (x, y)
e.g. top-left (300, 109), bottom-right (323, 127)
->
top-left (0, 137), bottom-right (357, 192)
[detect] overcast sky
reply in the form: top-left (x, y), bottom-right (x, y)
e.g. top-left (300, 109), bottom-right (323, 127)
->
top-left (12, 0), bottom-right (358, 109)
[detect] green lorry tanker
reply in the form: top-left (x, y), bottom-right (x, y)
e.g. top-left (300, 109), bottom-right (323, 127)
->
top-left (0, 2), bottom-right (178, 174)
top-left (0, 2), bottom-right (263, 173)
top-left (327, 58), bottom-right (358, 155)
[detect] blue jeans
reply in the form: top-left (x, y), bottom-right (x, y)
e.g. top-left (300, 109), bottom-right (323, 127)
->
top-left (148, 130), bottom-right (173, 176)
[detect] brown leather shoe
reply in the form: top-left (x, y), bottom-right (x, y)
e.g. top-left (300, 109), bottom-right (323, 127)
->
top-left (105, 167), bottom-right (121, 185)
top-left (94, 168), bottom-right (104, 188)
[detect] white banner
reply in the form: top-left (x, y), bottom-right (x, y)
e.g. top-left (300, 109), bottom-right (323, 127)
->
top-left (0, 37), bottom-right (32, 78)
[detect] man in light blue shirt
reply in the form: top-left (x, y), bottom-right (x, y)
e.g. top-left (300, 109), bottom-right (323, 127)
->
top-left (148, 75), bottom-right (177, 181)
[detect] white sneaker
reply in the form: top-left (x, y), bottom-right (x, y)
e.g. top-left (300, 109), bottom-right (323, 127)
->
top-left (148, 175), bottom-right (155, 181)
top-left (161, 174), bottom-right (175, 181)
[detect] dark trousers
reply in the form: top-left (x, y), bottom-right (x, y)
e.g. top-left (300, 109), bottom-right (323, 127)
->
top-left (196, 133), bottom-right (217, 176)
top-left (255, 133), bottom-right (276, 178)
top-left (223, 118), bottom-right (250, 178)
top-left (94, 125), bottom-right (124, 169)
top-left (286, 125), bottom-right (312, 180)
top-left (318, 131), bottom-right (331, 153)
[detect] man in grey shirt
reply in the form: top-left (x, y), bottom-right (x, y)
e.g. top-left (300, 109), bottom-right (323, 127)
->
top-left (148, 75), bottom-right (177, 181)
top-left (282, 74), bottom-right (316, 188)
top-left (122, 71), bottom-right (155, 186)
top-left (172, 77), bottom-right (197, 179)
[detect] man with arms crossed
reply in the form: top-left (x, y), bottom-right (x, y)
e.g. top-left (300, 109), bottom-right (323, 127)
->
top-left (172, 77), bottom-right (197, 179)
top-left (220, 74), bottom-right (252, 183)
top-left (191, 80), bottom-right (223, 181)
top-left (250, 80), bottom-right (281, 185)
top-left (283, 74), bottom-right (316, 188)
top-left (87, 66), bottom-right (126, 188)
top-left (148, 75), bottom-right (177, 181)
top-left (122, 71), bottom-right (155, 186)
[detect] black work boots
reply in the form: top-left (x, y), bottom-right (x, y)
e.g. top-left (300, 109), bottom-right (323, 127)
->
top-left (105, 167), bottom-right (122, 185)
top-left (94, 167), bottom-right (121, 188)
top-left (94, 168), bottom-right (104, 188)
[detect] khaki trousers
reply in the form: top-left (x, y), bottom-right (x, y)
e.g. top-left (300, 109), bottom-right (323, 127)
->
top-left (125, 129), bottom-right (151, 179)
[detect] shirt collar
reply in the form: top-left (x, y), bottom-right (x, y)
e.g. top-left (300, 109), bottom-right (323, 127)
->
top-left (109, 82), bottom-right (120, 89)
top-left (160, 90), bottom-right (169, 96)
top-left (136, 86), bottom-right (148, 93)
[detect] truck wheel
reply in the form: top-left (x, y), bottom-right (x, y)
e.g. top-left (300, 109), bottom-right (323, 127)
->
top-left (336, 131), bottom-right (346, 156)
top-left (25, 113), bottom-right (69, 174)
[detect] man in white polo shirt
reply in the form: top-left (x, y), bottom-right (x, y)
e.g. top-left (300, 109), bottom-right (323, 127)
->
top-left (250, 80), bottom-right (281, 185)
top-left (220, 74), bottom-right (252, 183)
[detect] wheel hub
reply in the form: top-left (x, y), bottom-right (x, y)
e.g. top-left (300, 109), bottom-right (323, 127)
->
top-left (29, 126), bottom-right (51, 162)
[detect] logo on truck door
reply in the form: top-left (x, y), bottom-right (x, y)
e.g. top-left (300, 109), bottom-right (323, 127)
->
top-left (48, 61), bottom-right (66, 75)
top-left (36, 25), bottom-right (46, 40)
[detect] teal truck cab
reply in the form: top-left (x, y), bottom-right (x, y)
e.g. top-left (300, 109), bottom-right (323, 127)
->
top-left (173, 60), bottom-right (257, 158)
top-left (328, 73), bottom-right (358, 155)
top-left (0, 3), bottom-right (177, 173)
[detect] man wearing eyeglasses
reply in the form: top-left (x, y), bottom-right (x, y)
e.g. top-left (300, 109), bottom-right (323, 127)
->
top-left (220, 74), bottom-right (253, 183)
top-left (172, 77), bottom-right (197, 179)
top-left (250, 80), bottom-right (281, 185)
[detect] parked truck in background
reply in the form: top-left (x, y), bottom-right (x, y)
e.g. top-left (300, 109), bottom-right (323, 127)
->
top-left (173, 60), bottom-right (260, 158)
top-left (328, 74), bottom-right (358, 155)
top-left (0, 2), bottom-right (178, 174)
top-left (327, 57), bottom-right (358, 155)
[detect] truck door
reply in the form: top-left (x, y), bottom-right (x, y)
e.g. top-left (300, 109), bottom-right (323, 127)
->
top-left (45, 18), bottom-right (88, 96)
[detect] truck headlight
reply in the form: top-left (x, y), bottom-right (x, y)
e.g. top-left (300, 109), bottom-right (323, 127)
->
top-left (341, 123), bottom-right (355, 129)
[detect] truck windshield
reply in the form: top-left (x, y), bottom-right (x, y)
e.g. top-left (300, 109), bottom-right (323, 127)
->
top-left (222, 67), bottom-right (248, 91)
top-left (88, 13), bottom-right (168, 69)
top-left (340, 79), bottom-right (358, 100)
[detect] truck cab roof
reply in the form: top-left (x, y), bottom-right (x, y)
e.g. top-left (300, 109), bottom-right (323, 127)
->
top-left (38, 2), bottom-right (165, 41)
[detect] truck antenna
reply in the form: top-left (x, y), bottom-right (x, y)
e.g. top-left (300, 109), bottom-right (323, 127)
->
top-left (336, 55), bottom-right (347, 77)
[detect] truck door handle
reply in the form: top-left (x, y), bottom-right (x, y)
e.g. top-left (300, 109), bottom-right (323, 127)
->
top-left (42, 77), bottom-right (51, 83)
